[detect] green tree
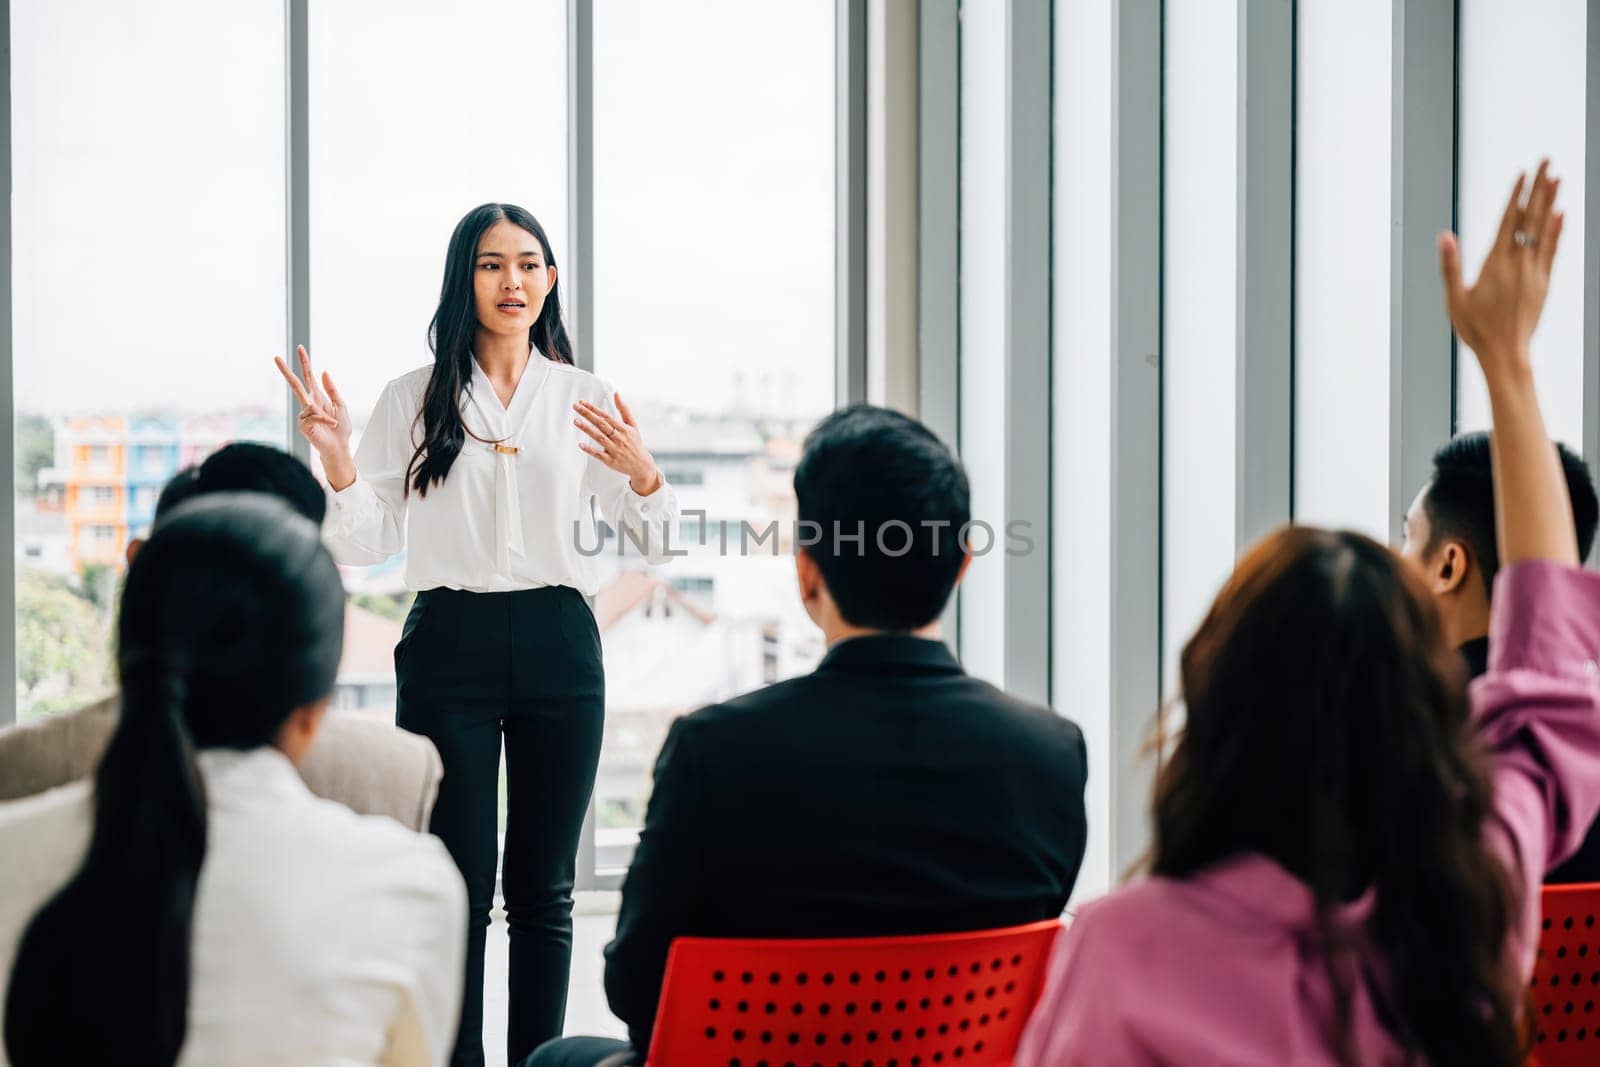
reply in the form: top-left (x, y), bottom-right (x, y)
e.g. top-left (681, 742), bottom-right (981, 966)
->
top-left (80, 563), bottom-right (120, 613)
top-left (14, 415), bottom-right (54, 495)
top-left (16, 569), bottom-right (113, 720)
top-left (352, 590), bottom-right (415, 623)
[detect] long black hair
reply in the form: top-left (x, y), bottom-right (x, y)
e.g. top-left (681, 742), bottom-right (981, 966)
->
top-left (1152, 527), bottom-right (1522, 1066)
top-left (407, 203), bottom-right (575, 497)
top-left (4, 494), bottom-right (345, 1065)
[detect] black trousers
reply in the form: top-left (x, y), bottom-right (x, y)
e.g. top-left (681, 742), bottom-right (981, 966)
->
top-left (396, 585), bottom-right (606, 1067)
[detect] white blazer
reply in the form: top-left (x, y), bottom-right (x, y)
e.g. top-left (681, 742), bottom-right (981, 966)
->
top-left (0, 746), bottom-right (467, 1066)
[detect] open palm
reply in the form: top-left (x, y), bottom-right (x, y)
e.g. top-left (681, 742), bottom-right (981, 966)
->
top-left (1439, 160), bottom-right (1564, 378)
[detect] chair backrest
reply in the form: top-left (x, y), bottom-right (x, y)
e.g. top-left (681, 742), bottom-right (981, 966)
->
top-left (0, 694), bottom-right (118, 801)
top-left (0, 697), bottom-right (443, 832)
top-left (1530, 883), bottom-right (1600, 1066)
top-left (646, 920), bottom-right (1063, 1067)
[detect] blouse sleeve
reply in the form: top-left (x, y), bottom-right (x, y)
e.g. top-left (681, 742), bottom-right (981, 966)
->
top-left (1473, 561), bottom-right (1600, 965)
top-left (580, 389), bottom-right (682, 566)
top-left (1015, 913), bottom-right (1142, 1066)
top-left (324, 379), bottom-right (414, 566)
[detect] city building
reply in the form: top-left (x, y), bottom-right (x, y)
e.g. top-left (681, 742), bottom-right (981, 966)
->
top-left (33, 409), bottom-right (280, 573)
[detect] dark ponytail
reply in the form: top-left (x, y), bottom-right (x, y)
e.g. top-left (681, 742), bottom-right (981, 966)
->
top-left (4, 494), bottom-right (344, 1065)
top-left (408, 203), bottom-right (574, 498)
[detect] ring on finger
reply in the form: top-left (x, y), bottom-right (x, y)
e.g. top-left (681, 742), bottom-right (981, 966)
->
top-left (1514, 230), bottom-right (1539, 249)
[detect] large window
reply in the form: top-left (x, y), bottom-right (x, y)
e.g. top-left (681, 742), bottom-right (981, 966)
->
top-left (1293, 0), bottom-right (1392, 541)
top-left (1161, 0), bottom-right (1239, 686)
top-left (587, 0), bottom-right (835, 874)
top-left (11, 0), bottom-right (285, 721)
top-left (12, 0), bottom-right (1597, 980)
top-left (1051, 0), bottom-right (1114, 900)
top-left (1456, 0), bottom-right (1588, 449)
top-left (957, 0), bottom-right (1008, 688)
top-left (307, 0), bottom-right (568, 721)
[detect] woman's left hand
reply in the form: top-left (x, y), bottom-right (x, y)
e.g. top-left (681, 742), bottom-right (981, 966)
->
top-left (575, 393), bottom-right (664, 495)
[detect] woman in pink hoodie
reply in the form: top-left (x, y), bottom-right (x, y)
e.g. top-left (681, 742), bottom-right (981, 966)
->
top-left (1019, 162), bottom-right (1597, 1067)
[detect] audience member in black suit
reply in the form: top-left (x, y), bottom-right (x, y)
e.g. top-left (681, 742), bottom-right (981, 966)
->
top-left (529, 406), bottom-right (1089, 1067)
top-left (1401, 429), bottom-right (1600, 881)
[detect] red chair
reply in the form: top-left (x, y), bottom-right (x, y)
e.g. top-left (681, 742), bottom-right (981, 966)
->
top-left (1529, 883), bottom-right (1600, 1066)
top-left (644, 920), bottom-right (1064, 1067)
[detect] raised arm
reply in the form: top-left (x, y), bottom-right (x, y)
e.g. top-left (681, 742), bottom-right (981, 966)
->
top-left (1441, 162), bottom-right (1600, 906)
top-left (1438, 160), bottom-right (1576, 569)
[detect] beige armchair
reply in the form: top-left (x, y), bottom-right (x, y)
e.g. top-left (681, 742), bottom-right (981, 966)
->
top-left (0, 696), bottom-right (442, 832)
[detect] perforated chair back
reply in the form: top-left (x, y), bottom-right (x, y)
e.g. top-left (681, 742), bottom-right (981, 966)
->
top-left (644, 919), bottom-right (1063, 1067)
top-left (1530, 883), bottom-right (1600, 1066)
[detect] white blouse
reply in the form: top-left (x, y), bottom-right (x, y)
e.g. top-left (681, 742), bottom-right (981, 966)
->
top-left (326, 357), bottom-right (680, 594)
top-left (0, 747), bottom-right (467, 1067)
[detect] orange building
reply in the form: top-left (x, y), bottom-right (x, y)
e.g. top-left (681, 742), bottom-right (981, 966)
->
top-left (60, 416), bottom-right (128, 568)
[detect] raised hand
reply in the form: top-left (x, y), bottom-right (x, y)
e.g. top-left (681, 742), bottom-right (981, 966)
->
top-left (1438, 159), bottom-right (1577, 569)
top-left (1438, 159), bottom-right (1565, 384)
top-left (574, 392), bottom-right (663, 496)
top-left (274, 345), bottom-right (356, 488)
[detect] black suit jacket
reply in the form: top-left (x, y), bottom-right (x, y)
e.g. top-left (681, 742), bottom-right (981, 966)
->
top-left (602, 634), bottom-right (1089, 1053)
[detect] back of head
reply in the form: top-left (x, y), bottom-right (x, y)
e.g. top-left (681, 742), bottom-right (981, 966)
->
top-left (154, 464), bottom-right (201, 516)
top-left (122, 493), bottom-right (343, 741)
top-left (793, 405), bottom-right (970, 630)
top-left (1152, 526), bottom-right (1520, 1066)
top-left (1424, 431), bottom-right (1599, 591)
top-left (4, 494), bottom-right (344, 1065)
top-left (188, 442), bottom-right (327, 525)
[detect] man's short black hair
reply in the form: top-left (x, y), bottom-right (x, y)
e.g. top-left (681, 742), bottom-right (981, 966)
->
top-left (155, 443), bottom-right (326, 525)
top-left (1422, 430), bottom-right (1599, 595)
top-left (793, 405), bottom-right (970, 630)
top-left (153, 466), bottom-right (202, 519)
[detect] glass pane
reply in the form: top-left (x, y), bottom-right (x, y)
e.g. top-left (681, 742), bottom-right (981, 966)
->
top-left (1456, 0), bottom-right (1587, 449)
top-left (12, 0), bottom-right (285, 722)
top-left (1294, 0), bottom-right (1392, 541)
top-left (1161, 0), bottom-right (1239, 688)
top-left (957, 0), bottom-right (1008, 687)
top-left (308, 0), bottom-right (568, 721)
top-left (591, 0), bottom-right (835, 871)
top-left (1052, 0), bottom-right (1113, 901)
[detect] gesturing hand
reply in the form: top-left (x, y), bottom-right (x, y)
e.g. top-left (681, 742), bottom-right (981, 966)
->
top-left (1439, 159), bottom-right (1565, 383)
top-left (574, 392), bottom-right (663, 496)
top-left (274, 345), bottom-right (355, 487)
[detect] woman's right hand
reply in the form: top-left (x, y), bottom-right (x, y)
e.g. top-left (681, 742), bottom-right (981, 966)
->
top-left (1438, 159), bottom-right (1564, 384)
top-left (1437, 159), bottom-right (1578, 569)
top-left (275, 345), bottom-right (357, 490)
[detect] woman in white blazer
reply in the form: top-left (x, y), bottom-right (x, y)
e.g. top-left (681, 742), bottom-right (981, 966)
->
top-left (1, 494), bottom-right (467, 1066)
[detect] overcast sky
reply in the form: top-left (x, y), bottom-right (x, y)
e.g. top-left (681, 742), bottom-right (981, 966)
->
top-left (12, 0), bottom-right (835, 425)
